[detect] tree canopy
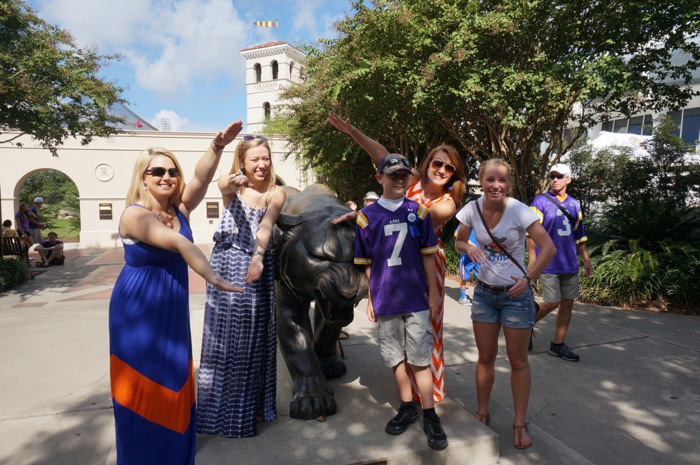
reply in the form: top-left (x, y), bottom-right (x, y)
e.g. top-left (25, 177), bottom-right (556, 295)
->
top-left (0, 0), bottom-right (126, 156)
top-left (278, 0), bottom-right (700, 203)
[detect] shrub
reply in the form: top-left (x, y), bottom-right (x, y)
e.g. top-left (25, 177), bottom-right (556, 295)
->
top-left (0, 257), bottom-right (30, 291)
top-left (580, 201), bottom-right (700, 309)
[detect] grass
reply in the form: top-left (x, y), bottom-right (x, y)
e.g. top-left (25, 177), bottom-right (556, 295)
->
top-left (44, 218), bottom-right (80, 243)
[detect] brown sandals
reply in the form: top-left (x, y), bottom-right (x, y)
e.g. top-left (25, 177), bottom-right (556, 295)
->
top-left (513, 422), bottom-right (532, 449)
top-left (476, 412), bottom-right (490, 425)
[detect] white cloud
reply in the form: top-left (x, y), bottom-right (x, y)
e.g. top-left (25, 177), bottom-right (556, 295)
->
top-left (33, 0), bottom-right (249, 98)
top-left (151, 109), bottom-right (190, 132)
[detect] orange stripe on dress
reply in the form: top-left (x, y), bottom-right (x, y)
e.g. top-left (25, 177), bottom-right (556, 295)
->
top-left (110, 354), bottom-right (194, 434)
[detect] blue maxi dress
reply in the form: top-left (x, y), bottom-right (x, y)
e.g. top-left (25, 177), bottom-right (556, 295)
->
top-left (109, 206), bottom-right (196, 465)
top-left (197, 192), bottom-right (277, 437)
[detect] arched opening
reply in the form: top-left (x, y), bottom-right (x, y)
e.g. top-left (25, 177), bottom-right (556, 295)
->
top-left (15, 169), bottom-right (81, 244)
top-left (271, 60), bottom-right (279, 80)
top-left (263, 102), bottom-right (271, 120)
top-left (289, 61), bottom-right (295, 79)
top-left (254, 63), bottom-right (262, 82)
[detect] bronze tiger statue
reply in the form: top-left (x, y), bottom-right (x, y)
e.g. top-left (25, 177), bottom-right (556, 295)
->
top-left (273, 184), bottom-right (368, 420)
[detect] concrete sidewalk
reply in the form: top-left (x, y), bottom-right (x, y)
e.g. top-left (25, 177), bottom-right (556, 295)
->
top-left (1, 246), bottom-right (699, 465)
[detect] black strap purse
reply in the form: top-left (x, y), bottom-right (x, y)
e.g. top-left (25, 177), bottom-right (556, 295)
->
top-left (474, 200), bottom-right (539, 311)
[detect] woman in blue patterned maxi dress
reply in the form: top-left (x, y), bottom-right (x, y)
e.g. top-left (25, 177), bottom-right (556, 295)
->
top-left (197, 135), bottom-right (286, 438)
top-left (109, 121), bottom-right (244, 465)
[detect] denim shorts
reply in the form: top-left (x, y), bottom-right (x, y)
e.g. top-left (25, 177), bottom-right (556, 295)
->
top-left (471, 281), bottom-right (536, 329)
top-left (540, 273), bottom-right (580, 302)
top-left (377, 311), bottom-right (433, 368)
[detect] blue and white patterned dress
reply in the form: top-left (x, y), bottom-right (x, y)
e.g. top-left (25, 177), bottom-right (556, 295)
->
top-left (196, 191), bottom-right (277, 437)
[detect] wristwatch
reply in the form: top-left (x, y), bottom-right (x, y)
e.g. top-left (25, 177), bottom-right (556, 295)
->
top-left (523, 275), bottom-right (533, 283)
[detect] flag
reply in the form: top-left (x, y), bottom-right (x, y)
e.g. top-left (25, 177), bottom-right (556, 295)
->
top-left (253, 20), bottom-right (278, 27)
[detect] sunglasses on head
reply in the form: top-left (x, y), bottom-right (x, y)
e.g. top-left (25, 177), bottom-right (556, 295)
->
top-left (431, 159), bottom-right (456, 175)
top-left (379, 155), bottom-right (411, 173)
top-left (145, 167), bottom-right (180, 178)
top-left (242, 135), bottom-right (268, 142)
top-left (550, 174), bottom-right (565, 180)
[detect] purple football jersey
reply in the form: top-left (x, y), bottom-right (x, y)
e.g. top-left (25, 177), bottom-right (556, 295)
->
top-left (354, 198), bottom-right (438, 317)
top-left (530, 193), bottom-right (587, 275)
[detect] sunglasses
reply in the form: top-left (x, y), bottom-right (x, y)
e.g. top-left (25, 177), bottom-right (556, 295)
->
top-left (242, 135), bottom-right (268, 142)
top-left (379, 155), bottom-right (411, 173)
top-left (431, 159), bottom-right (457, 175)
top-left (145, 167), bottom-right (180, 178)
top-left (550, 174), bottom-right (565, 180)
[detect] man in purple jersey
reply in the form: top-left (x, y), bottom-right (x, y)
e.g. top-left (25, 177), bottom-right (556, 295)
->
top-left (527, 163), bottom-right (593, 362)
top-left (354, 153), bottom-right (447, 451)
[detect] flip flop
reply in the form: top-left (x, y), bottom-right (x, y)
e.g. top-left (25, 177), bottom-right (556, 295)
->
top-left (36, 261), bottom-right (47, 268)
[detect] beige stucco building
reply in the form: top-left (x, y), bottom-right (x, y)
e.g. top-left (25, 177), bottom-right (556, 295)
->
top-left (1, 41), bottom-right (312, 248)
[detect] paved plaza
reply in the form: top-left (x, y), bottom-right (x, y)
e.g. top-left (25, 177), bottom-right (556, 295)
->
top-left (1, 246), bottom-right (699, 464)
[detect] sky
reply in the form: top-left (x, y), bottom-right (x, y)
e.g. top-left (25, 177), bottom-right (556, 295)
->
top-left (28, 0), bottom-right (355, 132)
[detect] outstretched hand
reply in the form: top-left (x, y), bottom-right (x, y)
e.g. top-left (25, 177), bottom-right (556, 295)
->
top-left (211, 275), bottom-right (244, 293)
top-left (328, 113), bottom-right (353, 135)
top-left (330, 211), bottom-right (358, 225)
top-left (214, 120), bottom-right (244, 147)
top-left (227, 173), bottom-right (250, 190)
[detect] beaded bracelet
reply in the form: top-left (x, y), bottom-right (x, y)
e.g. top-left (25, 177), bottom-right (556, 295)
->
top-left (211, 141), bottom-right (225, 151)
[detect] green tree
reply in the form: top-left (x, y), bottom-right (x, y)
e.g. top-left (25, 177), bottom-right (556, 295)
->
top-left (278, 0), bottom-right (700, 202)
top-left (0, 0), bottom-right (125, 155)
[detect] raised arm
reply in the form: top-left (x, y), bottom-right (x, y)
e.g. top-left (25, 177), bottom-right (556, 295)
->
top-left (328, 113), bottom-right (389, 165)
top-left (181, 120), bottom-right (243, 213)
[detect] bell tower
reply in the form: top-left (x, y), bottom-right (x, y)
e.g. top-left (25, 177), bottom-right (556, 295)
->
top-left (240, 41), bottom-right (306, 133)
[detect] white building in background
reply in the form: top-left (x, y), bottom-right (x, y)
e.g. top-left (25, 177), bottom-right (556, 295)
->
top-left (586, 44), bottom-right (700, 150)
top-left (0, 42), bottom-right (312, 248)
top-left (241, 41), bottom-right (306, 134)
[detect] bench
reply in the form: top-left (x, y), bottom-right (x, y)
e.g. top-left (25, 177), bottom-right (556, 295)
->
top-left (2, 236), bottom-right (29, 263)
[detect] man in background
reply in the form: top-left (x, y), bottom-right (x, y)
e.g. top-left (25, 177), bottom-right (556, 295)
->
top-left (29, 197), bottom-right (47, 244)
top-left (527, 164), bottom-right (593, 362)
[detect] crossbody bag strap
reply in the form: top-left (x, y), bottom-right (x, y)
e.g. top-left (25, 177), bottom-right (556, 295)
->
top-left (475, 200), bottom-right (527, 276)
top-left (542, 193), bottom-right (576, 225)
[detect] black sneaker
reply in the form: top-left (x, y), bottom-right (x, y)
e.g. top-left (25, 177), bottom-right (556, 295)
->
top-left (548, 342), bottom-right (580, 362)
top-left (422, 411), bottom-right (448, 450)
top-left (385, 401), bottom-right (419, 435)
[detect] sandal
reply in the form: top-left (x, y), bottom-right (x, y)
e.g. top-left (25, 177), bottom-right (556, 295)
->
top-left (513, 423), bottom-right (532, 449)
top-left (36, 261), bottom-right (47, 268)
top-left (476, 412), bottom-right (490, 425)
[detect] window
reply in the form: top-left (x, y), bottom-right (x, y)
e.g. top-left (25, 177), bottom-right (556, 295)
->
top-left (613, 118), bottom-right (628, 133)
top-left (668, 110), bottom-right (682, 137)
top-left (99, 203), bottom-right (113, 220)
top-left (254, 63), bottom-right (262, 82)
top-left (602, 115), bottom-right (653, 135)
top-left (289, 61), bottom-right (294, 78)
top-left (271, 60), bottom-right (278, 80)
top-left (681, 107), bottom-right (700, 145)
top-left (206, 202), bottom-right (219, 219)
top-left (263, 102), bottom-right (271, 119)
top-left (627, 115), bottom-right (653, 135)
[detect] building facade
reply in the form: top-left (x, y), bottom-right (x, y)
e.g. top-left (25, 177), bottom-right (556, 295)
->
top-left (0, 42), bottom-right (312, 248)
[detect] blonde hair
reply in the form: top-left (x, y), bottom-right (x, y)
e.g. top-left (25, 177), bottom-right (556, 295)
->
top-left (229, 137), bottom-right (277, 192)
top-left (125, 148), bottom-right (186, 209)
top-left (478, 158), bottom-right (514, 196)
top-left (416, 145), bottom-right (466, 208)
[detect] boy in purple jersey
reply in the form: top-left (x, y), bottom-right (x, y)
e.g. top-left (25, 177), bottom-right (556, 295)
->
top-left (354, 154), bottom-right (447, 450)
top-left (527, 164), bottom-right (593, 362)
